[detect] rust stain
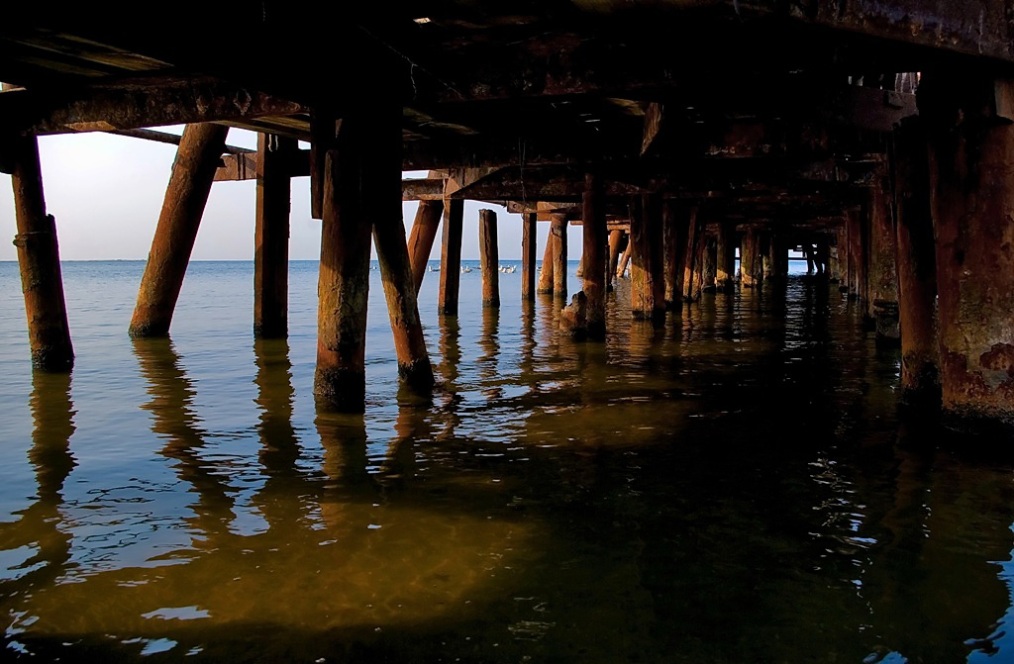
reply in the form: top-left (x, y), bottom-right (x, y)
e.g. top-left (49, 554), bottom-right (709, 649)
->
top-left (980, 343), bottom-right (1014, 376)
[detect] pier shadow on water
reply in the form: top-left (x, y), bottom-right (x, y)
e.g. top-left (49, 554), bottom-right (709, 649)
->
top-left (2, 275), bottom-right (1014, 663)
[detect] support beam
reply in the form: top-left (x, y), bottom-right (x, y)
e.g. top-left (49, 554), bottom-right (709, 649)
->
top-left (438, 198), bottom-right (464, 316)
top-left (617, 238), bottom-right (633, 280)
top-left (662, 201), bottom-right (679, 309)
top-left (582, 173), bottom-right (607, 340)
top-left (702, 234), bottom-right (717, 292)
top-left (630, 194), bottom-right (665, 324)
top-left (551, 213), bottom-right (568, 300)
top-left (129, 123), bottom-right (229, 338)
top-left (715, 221), bottom-right (735, 290)
top-left (893, 118), bottom-right (940, 405)
top-left (407, 199), bottom-right (443, 295)
top-left (845, 207), bottom-right (866, 299)
top-left (369, 103), bottom-right (435, 395)
top-left (923, 72), bottom-right (1014, 426)
top-left (682, 206), bottom-right (702, 299)
top-left (254, 133), bottom-right (295, 339)
top-left (9, 134), bottom-right (74, 371)
top-left (740, 227), bottom-right (761, 288)
top-left (522, 212), bottom-right (537, 301)
top-left (314, 112), bottom-right (373, 411)
top-left (479, 209), bottom-right (500, 308)
top-left (867, 180), bottom-right (901, 344)
top-left (607, 229), bottom-right (624, 288)
top-left (537, 230), bottom-right (555, 294)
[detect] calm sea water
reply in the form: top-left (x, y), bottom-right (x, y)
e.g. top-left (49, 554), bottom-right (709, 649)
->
top-left (1, 259), bottom-right (1013, 663)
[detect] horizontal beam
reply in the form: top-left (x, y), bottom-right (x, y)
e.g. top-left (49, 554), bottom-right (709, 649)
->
top-left (1, 75), bottom-right (307, 135)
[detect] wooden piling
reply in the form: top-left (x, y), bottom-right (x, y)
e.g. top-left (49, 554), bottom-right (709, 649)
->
top-left (129, 123), bottom-right (229, 338)
top-left (740, 227), bottom-right (760, 288)
top-left (715, 221), bottom-right (735, 290)
top-left (9, 134), bottom-right (74, 371)
top-left (630, 194), bottom-right (665, 323)
top-left (314, 115), bottom-right (373, 411)
top-left (407, 199), bottom-right (443, 295)
top-left (923, 73), bottom-right (1014, 425)
top-left (608, 229), bottom-right (624, 286)
top-left (479, 208), bottom-right (500, 308)
top-left (663, 201), bottom-right (679, 308)
top-left (845, 208), bottom-right (864, 298)
top-left (551, 213), bottom-right (568, 299)
top-left (371, 104), bottom-right (435, 394)
top-left (681, 206), bottom-right (701, 300)
top-left (254, 133), bottom-right (295, 339)
top-left (537, 232), bottom-right (555, 293)
top-left (702, 234), bottom-right (717, 292)
top-left (582, 173), bottom-right (607, 340)
top-left (438, 198), bottom-right (464, 316)
top-left (522, 212), bottom-right (537, 301)
top-left (617, 238), bottom-right (633, 279)
top-left (867, 181), bottom-right (900, 344)
top-left (893, 118), bottom-right (939, 404)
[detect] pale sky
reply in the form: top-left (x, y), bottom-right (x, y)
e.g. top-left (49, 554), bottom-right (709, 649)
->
top-left (0, 127), bottom-right (579, 263)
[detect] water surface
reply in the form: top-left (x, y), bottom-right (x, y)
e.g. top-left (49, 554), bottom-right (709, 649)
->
top-left (0, 260), bottom-right (1012, 663)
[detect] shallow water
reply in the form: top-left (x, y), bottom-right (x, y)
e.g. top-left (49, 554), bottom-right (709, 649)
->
top-left (1, 260), bottom-right (1013, 663)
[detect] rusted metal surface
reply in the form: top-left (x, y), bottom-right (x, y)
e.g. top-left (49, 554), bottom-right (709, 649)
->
top-left (9, 134), bottom-right (73, 371)
top-left (522, 213), bottom-right (537, 301)
top-left (702, 234), bottom-right (717, 291)
top-left (479, 209), bottom-right (500, 308)
top-left (581, 174), bottom-right (607, 340)
top-left (129, 123), bottom-right (228, 338)
top-left (631, 195), bottom-right (665, 324)
top-left (893, 118), bottom-right (940, 402)
top-left (254, 133), bottom-right (295, 339)
top-left (662, 201), bottom-right (679, 309)
top-left (407, 199), bottom-right (443, 295)
top-left (550, 213), bottom-right (569, 300)
top-left (313, 118), bottom-right (373, 412)
top-left (438, 197), bottom-right (464, 316)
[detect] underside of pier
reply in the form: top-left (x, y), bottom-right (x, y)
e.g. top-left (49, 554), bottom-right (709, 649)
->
top-left (3, 1), bottom-right (1014, 427)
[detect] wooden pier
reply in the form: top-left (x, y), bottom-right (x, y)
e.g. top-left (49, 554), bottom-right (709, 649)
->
top-left (3, 2), bottom-right (1014, 427)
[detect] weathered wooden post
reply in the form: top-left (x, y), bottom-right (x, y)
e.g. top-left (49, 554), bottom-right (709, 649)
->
top-left (129, 123), bottom-right (229, 338)
top-left (607, 229), bottom-right (624, 286)
top-left (551, 212), bottom-right (568, 300)
top-left (740, 227), bottom-right (760, 288)
top-left (616, 238), bottom-right (633, 279)
top-left (893, 117), bottom-right (940, 405)
top-left (438, 197), bottom-right (464, 316)
top-left (582, 173), bottom-right (607, 340)
top-left (662, 201), bottom-right (680, 308)
top-left (866, 177), bottom-right (900, 344)
top-left (370, 104), bottom-right (435, 394)
top-left (702, 234), bottom-right (717, 292)
top-left (254, 133), bottom-right (296, 339)
top-left (536, 230), bottom-right (555, 294)
top-left (846, 207), bottom-right (866, 301)
top-left (9, 134), bottom-right (74, 370)
top-left (479, 208), bottom-right (500, 308)
top-left (715, 220), bottom-right (735, 291)
top-left (681, 206), bottom-right (702, 300)
top-left (631, 194), bottom-right (665, 324)
top-left (921, 71), bottom-right (1014, 426)
top-left (522, 212), bottom-right (537, 301)
top-left (407, 199), bottom-right (444, 295)
top-left (314, 112), bottom-right (373, 411)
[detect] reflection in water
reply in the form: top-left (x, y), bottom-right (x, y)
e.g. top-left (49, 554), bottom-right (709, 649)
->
top-left (0, 371), bottom-right (76, 653)
top-left (2, 275), bottom-right (1014, 662)
top-left (133, 338), bottom-right (236, 539)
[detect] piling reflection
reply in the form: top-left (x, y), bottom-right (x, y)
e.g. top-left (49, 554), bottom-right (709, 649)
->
top-left (0, 372), bottom-right (75, 618)
top-left (133, 338), bottom-right (236, 538)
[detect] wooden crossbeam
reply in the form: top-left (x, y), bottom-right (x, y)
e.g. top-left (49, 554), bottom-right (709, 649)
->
top-left (1, 76), bottom-right (306, 135)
